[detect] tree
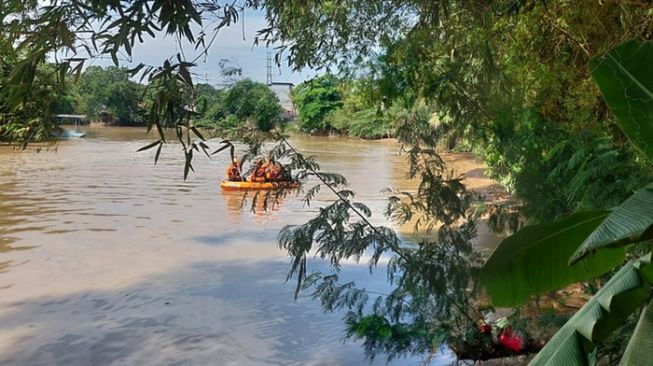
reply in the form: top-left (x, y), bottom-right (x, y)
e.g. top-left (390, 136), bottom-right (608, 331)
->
top-left (75, 66), bottom-right (144, 125)
top-left (221, 79), bottom-right (282, 131)
top-left (259, 0), bottom-right (653, 221)
top-left (0, 0), bottom-right (245, 176)
top-left (320, 79), bottom-right (403, 139)
top-left (291, 75), bottom-right (343, 132)
top-left (253, 1), bottom-right (653, 362)
top-left (0, 58), bottom-right (73, 145)
top-left (194, 83), bottom-right (226, 128)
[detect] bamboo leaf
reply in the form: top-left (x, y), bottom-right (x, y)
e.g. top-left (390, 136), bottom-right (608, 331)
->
top-left (128, 63), bottom-right (145, 77)
top-left (481, 211), bottom-right (626, 307)
top-left (570, 183), bottom-right (653, 264)
top-left (590, 40), bottom-right (653, 162)
top-left (154, 142), bottom-right (163, 165)
top-left (211, 143), bottom-right (230, 156)
top-left (137, 140), bottom-right (161, 152)
top-left (190, 126), bottom-right (205, 141)
top-left (199, 141), bottom-right (211, 159)
top-left (183, 149), bottom-right (193, 180)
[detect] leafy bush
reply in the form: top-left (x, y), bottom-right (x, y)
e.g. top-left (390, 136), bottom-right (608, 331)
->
top-left (347, 108), bottom-right (392, 139)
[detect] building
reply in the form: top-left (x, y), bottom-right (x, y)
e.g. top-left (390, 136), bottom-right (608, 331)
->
top-left (268, 82), bottom-right (295, 118)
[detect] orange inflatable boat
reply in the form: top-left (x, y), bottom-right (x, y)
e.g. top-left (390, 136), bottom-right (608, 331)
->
top-left (220, 181), bottom-right (300, 190)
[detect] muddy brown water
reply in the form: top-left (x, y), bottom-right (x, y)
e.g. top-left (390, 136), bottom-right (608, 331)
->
top-left (0, 126), bottom-right (501, 365)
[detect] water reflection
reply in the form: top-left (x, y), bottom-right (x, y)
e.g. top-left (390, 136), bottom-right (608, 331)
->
top-left (221, 189), bottom-right (291, 223)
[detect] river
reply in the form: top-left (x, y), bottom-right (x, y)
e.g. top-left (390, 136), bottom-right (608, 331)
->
top-left (0, 126), bottom-right (502, 365)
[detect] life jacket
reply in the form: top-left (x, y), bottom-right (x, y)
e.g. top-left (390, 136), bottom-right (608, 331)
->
top-left (256, 161), bottom-right (269, 178)
top-left (226, 161), bottom-right (241, 181)
top-left (268, 163), bottom-right (282, 181)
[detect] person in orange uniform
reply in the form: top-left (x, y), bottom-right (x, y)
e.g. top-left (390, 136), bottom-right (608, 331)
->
top-left (249, 159), bottom-right (266, 182)
top-left (260, 159), bottom-right (271, 178)
top-left (225, 158), bottom-right (242, 181)
top-left (267, 161), bottom-right (283, 182)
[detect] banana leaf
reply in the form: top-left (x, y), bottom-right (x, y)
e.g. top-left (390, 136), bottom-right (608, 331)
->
top-left (481, 211), bottom-right (626, 307)
top-left (530, 253), bottom-right (653, 366)
top-left (590, 40), bottom-right (653, 162)
top-left (570, 183), bottom-right (653, 264)
top-left (620, 298), bottom-right (653, 366)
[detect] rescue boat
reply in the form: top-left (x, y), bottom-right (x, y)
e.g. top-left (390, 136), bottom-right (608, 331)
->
top-left (220, 180), bottom-right (300, 190)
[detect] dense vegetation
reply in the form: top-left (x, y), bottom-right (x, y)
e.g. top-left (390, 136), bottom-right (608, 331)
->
top-left (1, 62), bottom-right (283, 137)
top-left (74, 66), bottom-right (143, 125)
top-left (210, 79), bottom-right (283, 132)
top-left (292, 74), bottom-right (404, 139)
top-left (2, 0), bottom-right (653, 365)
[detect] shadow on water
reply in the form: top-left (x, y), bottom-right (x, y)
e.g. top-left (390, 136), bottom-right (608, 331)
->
top-left (193, 230), bottom-right (272, 246)
top-left (0, 259), bottom-right (455, 366)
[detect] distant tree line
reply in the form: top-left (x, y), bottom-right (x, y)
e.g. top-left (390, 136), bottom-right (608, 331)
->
top-left (26, 65), bottom-right (284, 131)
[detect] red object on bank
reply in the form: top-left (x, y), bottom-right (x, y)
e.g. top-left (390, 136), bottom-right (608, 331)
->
top-left (498, 326), bottom-right (525, 352)
top-left (478, 322), bottom-right (492, 334)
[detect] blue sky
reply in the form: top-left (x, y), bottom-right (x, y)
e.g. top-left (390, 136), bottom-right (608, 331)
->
top-left (86, 10), bottom-right (321, 87)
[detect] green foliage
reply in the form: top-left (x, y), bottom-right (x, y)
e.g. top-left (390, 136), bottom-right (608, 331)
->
top-left (620, 299), bottom-right (653, 366)
top-left (0, 61), bottom-right (70, 145)
top-left (480, 211), bottom-right (626, 307)
top-left (193, 81), bottom-right (282, 132)
top-left (481, 40), bottom-right (653, 365)
top-left (221, 79), bottom-right (283, 132)
top-left (347, 108), bottom-right (393, 139)
top-left (0, 0), bottom-right (243, 170)
top-left (294, 77), bottom-right (407, 139)
top-left (570, 183), bottom-right (653, 264)
top-left (193, 83), bottom-right (225, 128)
top-left (75, 66), bottom-right (144, 125)
top-left (6, 0), bottom-right (653, 363)
top-left (529, 254), bottom-right (653, 366)
top-left (261, 0), bottom-right (653, 222)
top-left (276, 107), bottom-right (486, 361)
top-left (338, 100), bottom-right (408, 140)
top-left (292, 75), bottom-right (343, 132)
top-left (589, 40), bottom-right (653, 163)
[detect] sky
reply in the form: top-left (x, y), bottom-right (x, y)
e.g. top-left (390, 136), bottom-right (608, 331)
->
top-left (85, 9), bottom-right (322, 88)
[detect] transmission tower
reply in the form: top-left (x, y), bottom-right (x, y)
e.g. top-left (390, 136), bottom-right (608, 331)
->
top-left (266, 51), bottom-right (273, 86)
